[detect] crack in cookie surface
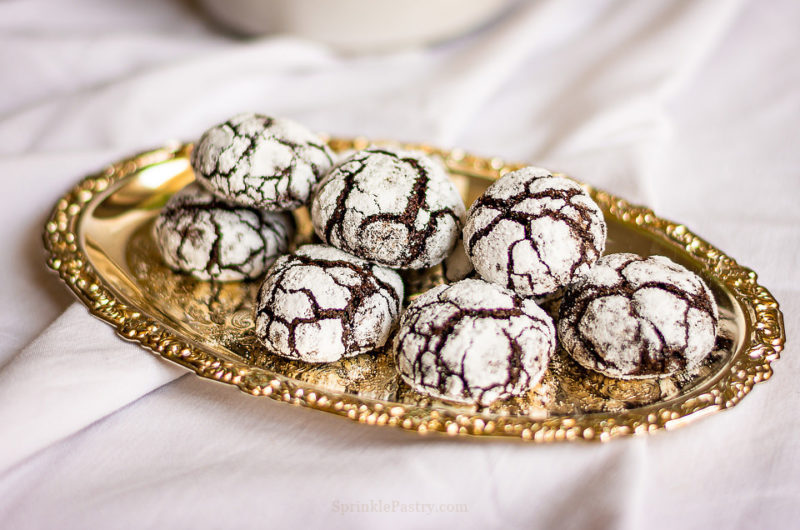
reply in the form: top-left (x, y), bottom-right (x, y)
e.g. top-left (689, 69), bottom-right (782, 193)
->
top-left (191, 113), bottom-right (334, 211)
top-left (255, 245), bottom-right (404, 363)
top-left (558, 253), bottom-right (719, 378)
top-left (311, 147), bottom-right (465, 269)
top-left (154, 183), bottom-right (294, 281)
top-left (463, 167), bottom-right (606, 297)
top-left (393, 279), bottom-right (555, 406)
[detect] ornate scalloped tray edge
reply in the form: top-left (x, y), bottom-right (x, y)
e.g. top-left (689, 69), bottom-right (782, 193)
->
top-left (42, 138), bottom-right (785, 443)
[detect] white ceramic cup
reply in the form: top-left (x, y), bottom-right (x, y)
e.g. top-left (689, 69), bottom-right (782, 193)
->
top-left (197, 0), bottom-right (515, 52)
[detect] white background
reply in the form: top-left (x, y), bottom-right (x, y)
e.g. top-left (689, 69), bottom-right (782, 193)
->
top-left (1, 0), bottom-right (798, 528)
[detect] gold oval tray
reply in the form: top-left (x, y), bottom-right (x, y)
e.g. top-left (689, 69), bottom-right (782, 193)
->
top-left (43, 139), bottom-right (785, 442)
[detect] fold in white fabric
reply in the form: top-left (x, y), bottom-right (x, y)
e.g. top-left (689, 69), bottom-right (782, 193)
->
top-left (0, 304), bottom-right (184, 474)
top-left (1, 0), bottom-right (798, 527)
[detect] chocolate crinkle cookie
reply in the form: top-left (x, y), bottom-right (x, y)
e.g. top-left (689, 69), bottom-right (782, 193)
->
top-left (311, 147), bottom-right (466, 269)
top-left (254, 245), bottom-right (404, 363)
top-left (191, 113), bottom-right (334, 211)
top-left (154, 183), bottom-right (294, 281)
top-left (463, 167), bottom-right (606, 297)
top-left (558, 253), bottom-right (719, 379)
top-left (393, 278), bottom-right (556, 406)
top-left (441, 236), bottom-right (477, 282)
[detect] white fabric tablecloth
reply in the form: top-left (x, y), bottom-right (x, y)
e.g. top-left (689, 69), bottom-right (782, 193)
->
top-left (1, 0), bottom-right (798, 527)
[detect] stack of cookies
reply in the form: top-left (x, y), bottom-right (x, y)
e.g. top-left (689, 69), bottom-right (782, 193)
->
top-left (155, 114), bottom-right (719, 406)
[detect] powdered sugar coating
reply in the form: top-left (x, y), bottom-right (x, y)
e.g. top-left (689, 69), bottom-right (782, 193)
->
top-left (311, 147), bottom-right (466, 269)
top-left (441, 236), bottom-right (477, 282)
top-left (153, 183), bottom-right (294, 281)
top-left (191, 113), bottom-right (334, 211)
top-left (463, 167), bottom-right (607, 297)
top-left (558, 253), bottom-right (719, 379)
top-left (254, 245), bottom-right (404, 363)
top-left (393, 278), bottom-right (556, 406)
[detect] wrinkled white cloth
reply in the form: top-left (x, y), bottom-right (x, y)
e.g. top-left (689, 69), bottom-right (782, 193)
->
top-left (1, 0), bottom-right (799, 528)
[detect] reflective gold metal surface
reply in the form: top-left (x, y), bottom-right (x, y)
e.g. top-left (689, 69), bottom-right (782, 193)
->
top-left (42, 139), bottom-right (785, 442)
